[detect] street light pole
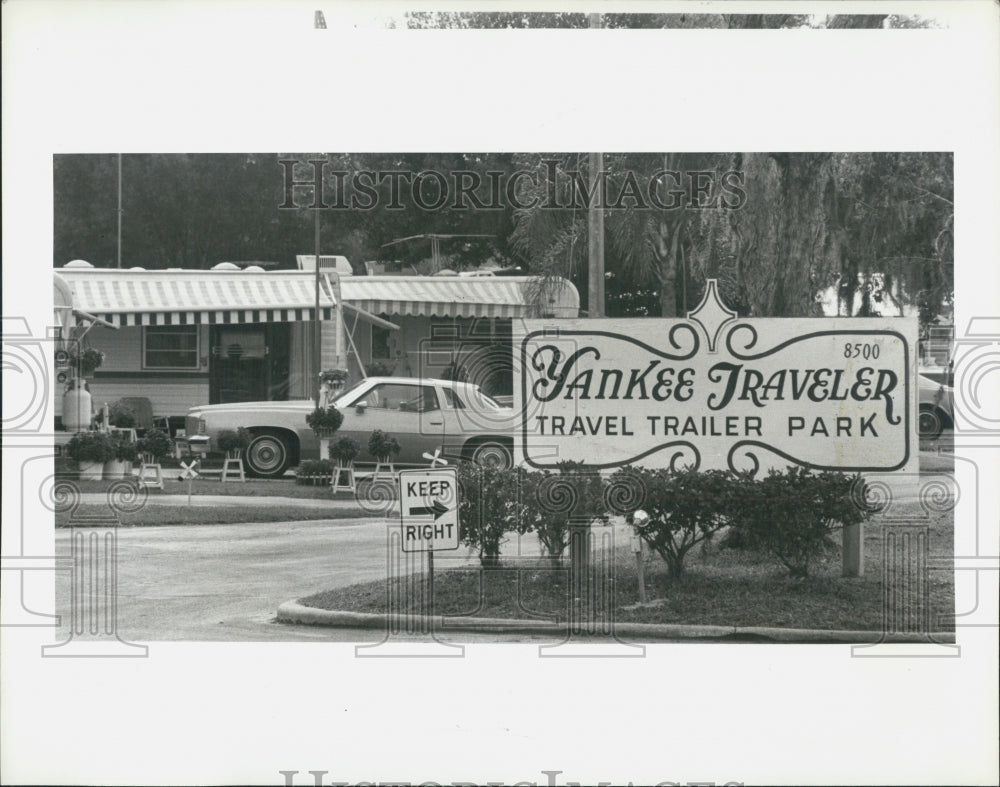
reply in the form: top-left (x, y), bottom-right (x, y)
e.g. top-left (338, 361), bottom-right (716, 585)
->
top-left (314, 206), bottom-right (322, 408)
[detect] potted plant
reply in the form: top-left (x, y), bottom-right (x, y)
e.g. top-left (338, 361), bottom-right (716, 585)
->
top-left (66, 431), bottom-right (115, 481)
top-left (306, 405), bottom-right (344, 462)
top-left (217, 427), bottom-right (251, 457)
top-left (108, 400), bottom-right (137, 429)
top-left (318, 369), bottom-right (350, 404)
top-left (71, 347), bottom-right (105, 378)
top-left (137, 427), bottom-right (172, 462)
top-left (305, 406), bottom-right (344, 437)
top-left (329, 437), bottom-right (360, 465)
top-left (368, 429), bottom-right (400, 465)
top-left (104, 433), bottom-right (137, 480)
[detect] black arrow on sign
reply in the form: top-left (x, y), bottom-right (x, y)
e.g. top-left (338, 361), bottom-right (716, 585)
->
top-left (409, 499), bottom-right (449, 520)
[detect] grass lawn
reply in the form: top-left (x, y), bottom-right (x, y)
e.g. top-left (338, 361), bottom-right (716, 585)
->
top-left (300, 502), bottom-right (954, 633)
top-left (68, 476), bottom-right (349, 499)
top-left (55, 503), bottom-right (368, 527)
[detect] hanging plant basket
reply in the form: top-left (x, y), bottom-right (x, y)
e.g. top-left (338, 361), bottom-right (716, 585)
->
top-left (70, 347), bottom-right (105, 378)
top-left (306, 406), bottom-right (344, 437)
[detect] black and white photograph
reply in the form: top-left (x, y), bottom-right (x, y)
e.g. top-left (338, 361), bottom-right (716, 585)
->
top-left (3, 3), bottom-right (999, 786)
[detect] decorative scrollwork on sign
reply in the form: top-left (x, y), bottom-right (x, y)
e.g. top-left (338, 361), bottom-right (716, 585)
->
top-left (725, 323), bottom-right (760, 357)
top-left (685, 278), bottom-right (737, 353)
top-left (665, 322), bottom-right (701, 359)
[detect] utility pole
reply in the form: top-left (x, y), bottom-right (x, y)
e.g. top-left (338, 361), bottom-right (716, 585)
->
top-left (568, 11), bottom-right (605, 637)
top-left (587, 14), bottom-right (605, 318)
top-left (587, 151), bottom-right (606, 317)
top-left (116, 154), bottom-right (123, 269)
top-left (314, 206), bottom-right (322, 408)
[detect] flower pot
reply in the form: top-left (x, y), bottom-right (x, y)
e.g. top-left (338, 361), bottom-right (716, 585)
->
top-left (63, 382), bottom-right (92, 432)
top-left (103, 458), bottom-right (128, 480)
top-left (78, 460), bottom-right (104, 481)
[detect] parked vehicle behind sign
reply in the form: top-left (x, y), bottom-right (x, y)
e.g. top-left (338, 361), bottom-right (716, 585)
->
top-left (185, 376), bottom-right (516, 477)
top-left (917, 373), bottom-right (954, 439)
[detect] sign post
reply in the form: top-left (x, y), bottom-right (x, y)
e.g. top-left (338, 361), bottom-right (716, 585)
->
top-left (398, 467), bottom-right (460, 621)
top-left (180, 459), bottom-right (199, 506)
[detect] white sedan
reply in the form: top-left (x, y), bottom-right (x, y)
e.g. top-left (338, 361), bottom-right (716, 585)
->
top-left (185, 376), bottom-right (516, 477)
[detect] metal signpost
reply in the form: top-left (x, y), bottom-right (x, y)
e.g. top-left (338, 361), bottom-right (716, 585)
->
top-left (397, 467), bottom-right (459, 619)
top-left (180, 459), bottom-right (199, 506)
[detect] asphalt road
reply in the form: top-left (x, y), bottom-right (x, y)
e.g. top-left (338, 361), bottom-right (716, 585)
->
top-left (51, 516), bottom-right (581, 644)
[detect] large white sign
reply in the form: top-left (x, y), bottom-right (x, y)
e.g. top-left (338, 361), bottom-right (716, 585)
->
top-left (515, 282), bottom-right (918, 474)
top-left (397, 468), bottom-right (459, 552)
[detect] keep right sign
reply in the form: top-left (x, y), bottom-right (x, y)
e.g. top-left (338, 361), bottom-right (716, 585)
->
top-left (397, 468), bottom-right (459, 552)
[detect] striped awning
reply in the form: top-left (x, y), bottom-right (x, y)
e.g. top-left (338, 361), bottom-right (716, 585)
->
top-left (58, 270), bottom-right (335, 327)
top-left (339, 276), bottom-right (579, 319)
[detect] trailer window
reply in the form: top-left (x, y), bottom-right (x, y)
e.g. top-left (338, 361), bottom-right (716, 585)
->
top-left (143, 326), bottom-right (200, 369)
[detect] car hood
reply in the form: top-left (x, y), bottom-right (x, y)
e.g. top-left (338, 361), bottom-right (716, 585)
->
top-left (188, 400), bottom-right (315, 416)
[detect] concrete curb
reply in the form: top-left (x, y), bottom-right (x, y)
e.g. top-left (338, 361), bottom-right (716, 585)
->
top-left (276, 601), bottom-right (956, 643)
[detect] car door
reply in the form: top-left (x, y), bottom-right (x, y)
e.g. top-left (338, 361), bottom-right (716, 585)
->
top-left (338, 382), bottom-right (445, 465)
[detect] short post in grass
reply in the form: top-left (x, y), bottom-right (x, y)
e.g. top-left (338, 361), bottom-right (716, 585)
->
top-left (631, 509), bottom-right (649, 603)
top-left (568, 519), bottom-right (592, 627)
top-left (842, 520), bottom-right (864, 577)
top-left (180, 458), bottom-right (199, 505)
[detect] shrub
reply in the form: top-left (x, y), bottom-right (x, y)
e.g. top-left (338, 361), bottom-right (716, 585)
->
top-left (523, 461), bottom-right (608, 565)
top-left (368, 430), bottom-right (400, 462)
top-left (329, 437), bottom-right (360, 464)
top-left (295, 459), bottom-right (333, 485)
top-left (108, 400), bottom-right (136, 428)
top-left (736, 467), bottom-right (873, 578)
top-left (217, 427), bottom-right (251, 453)
top-left (305, 406), bottom-right (344, 436)
top-left (611, 466), bottom-right (744, 577)
top-left (112, 434), bottom-right (138, 463)
top-left (137, 428), bottom-right (172, 460)
top-left (456, 462), bottom-right (530, 567)
top-left (65, 431), bottom-right (115, 464)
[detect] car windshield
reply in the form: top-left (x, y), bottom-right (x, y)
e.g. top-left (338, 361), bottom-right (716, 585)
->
top-left (457, 387), bottom-right (505, 411)
top-left (332, 378), bottom-right (369, 404)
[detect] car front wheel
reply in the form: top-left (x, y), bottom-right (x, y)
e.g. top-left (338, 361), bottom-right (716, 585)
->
top-left (470, 439), bottom-right (513, 469)
top-left (245, 431), bottom-right (292, 477)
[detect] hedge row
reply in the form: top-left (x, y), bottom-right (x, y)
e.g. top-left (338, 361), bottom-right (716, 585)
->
top-left (455, 463), bottom-right (873, 577)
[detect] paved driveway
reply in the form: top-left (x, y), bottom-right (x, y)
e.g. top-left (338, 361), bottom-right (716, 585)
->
top-left (52, 517), bottom-right (571, 643)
